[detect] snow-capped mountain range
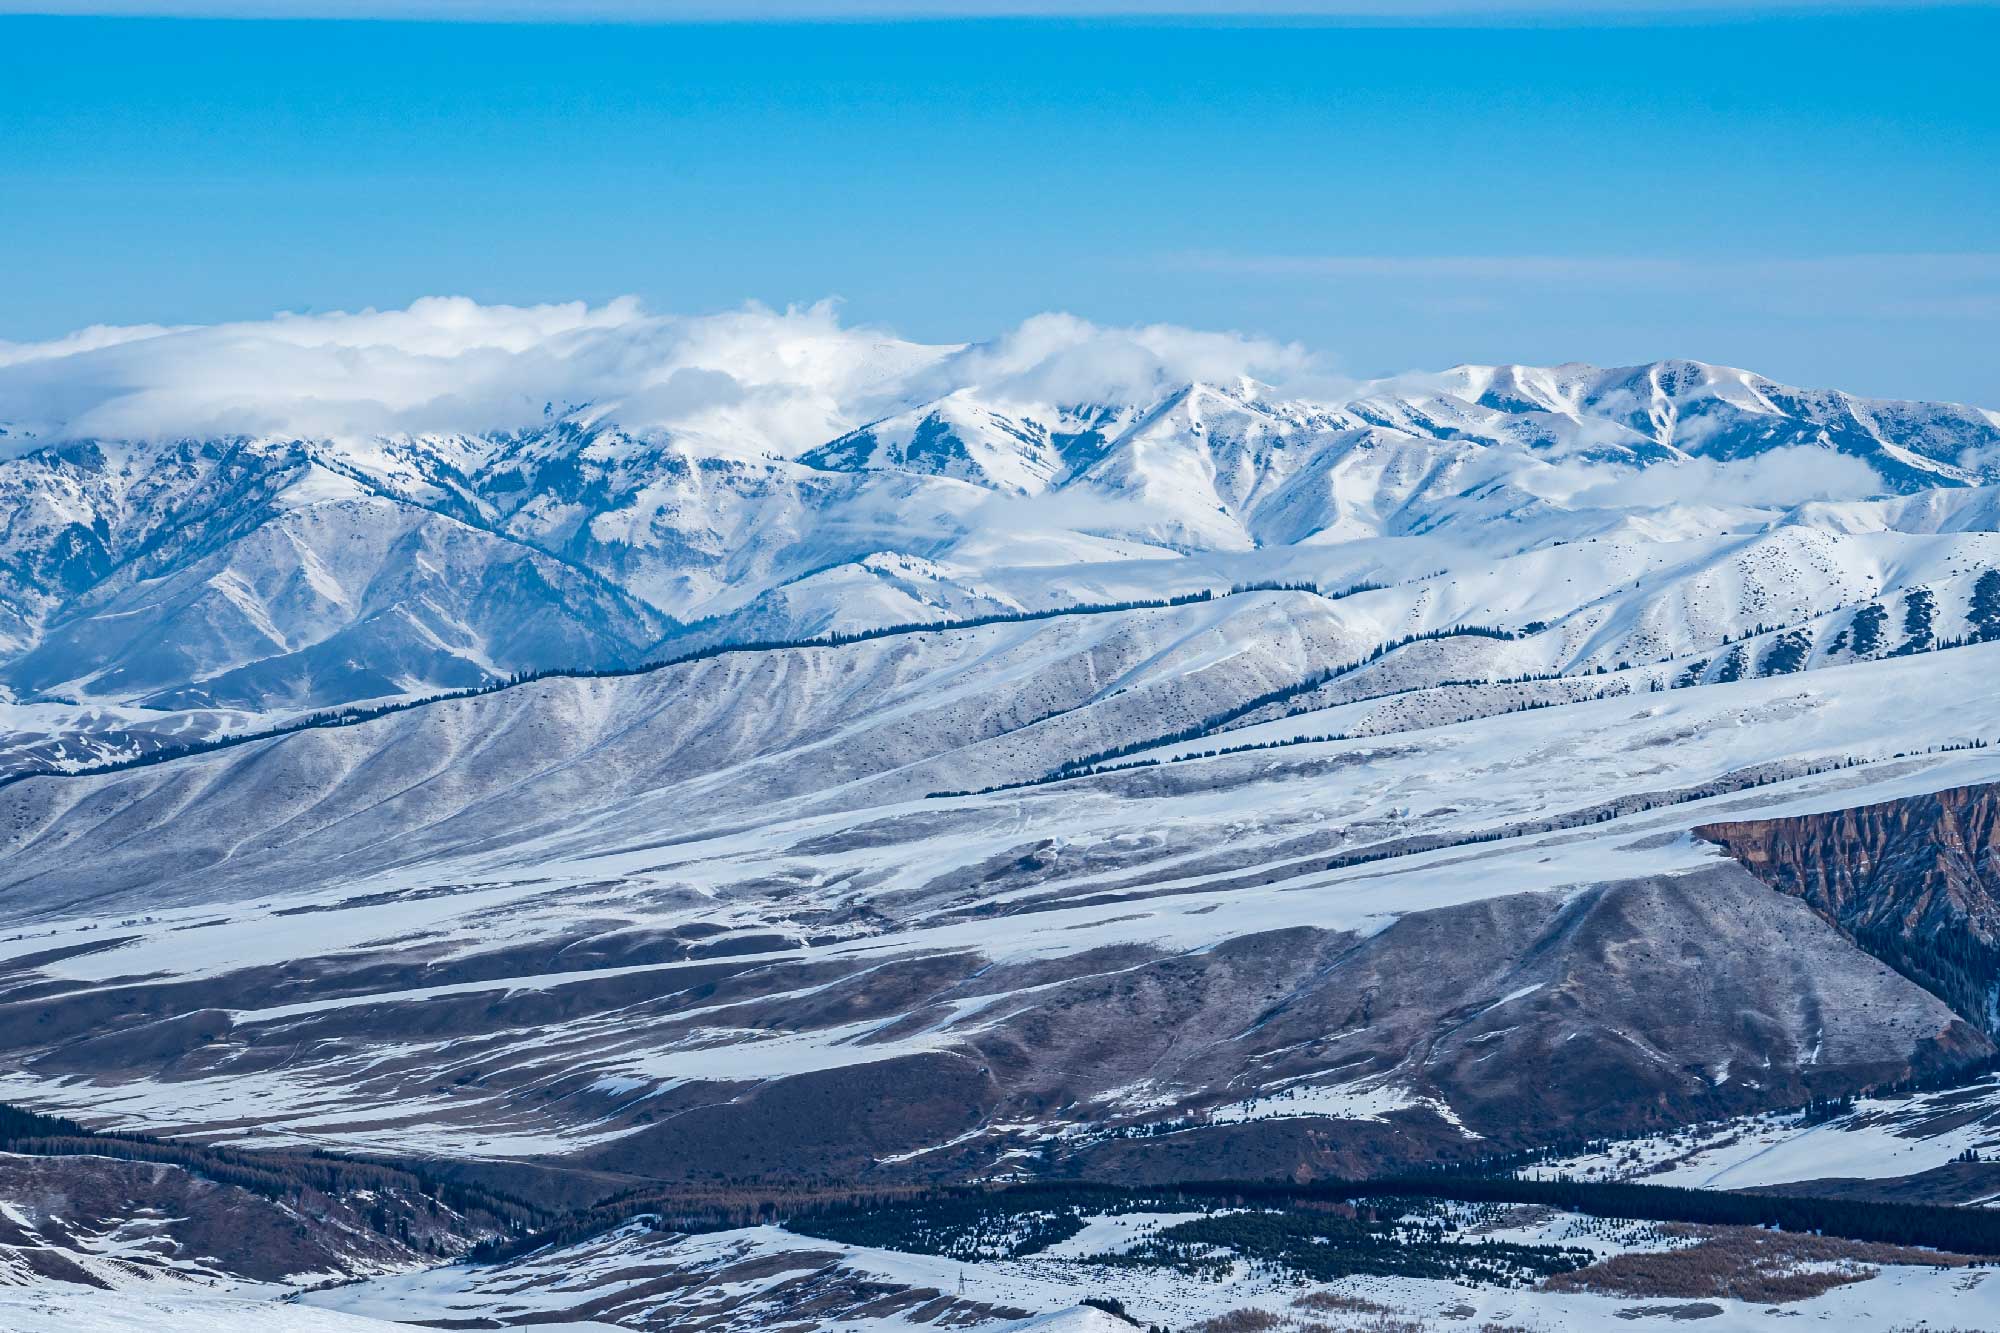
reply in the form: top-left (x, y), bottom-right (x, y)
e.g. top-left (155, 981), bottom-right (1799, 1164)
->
top-left (3, 329), bottom-right (1999, 775)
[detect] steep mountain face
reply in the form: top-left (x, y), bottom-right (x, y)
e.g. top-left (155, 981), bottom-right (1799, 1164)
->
top-left (1404, 360), bottom-right (2000, 485)
top-left (1697, 783), bottom-right (2000, 1033)
top-left (800, 393), bottom-right (1133, 494)
top-left (0, 439), bottom-right (667, 712)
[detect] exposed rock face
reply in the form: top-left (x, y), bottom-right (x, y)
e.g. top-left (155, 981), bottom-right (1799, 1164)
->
top-left (1696, 782), bottom-right (2000, 1034)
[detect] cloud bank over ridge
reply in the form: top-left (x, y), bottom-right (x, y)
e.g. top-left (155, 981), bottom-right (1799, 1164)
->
top-left (0, 297), bottom-right (1323, 450)
top-left (11, 293), bottom-right (1995, 513)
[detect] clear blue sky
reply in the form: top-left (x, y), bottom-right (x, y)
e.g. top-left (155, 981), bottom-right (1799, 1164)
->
top-left (2, 7), bottom-right (1996, 402)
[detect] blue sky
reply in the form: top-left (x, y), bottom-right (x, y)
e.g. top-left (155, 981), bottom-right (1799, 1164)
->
top-left (2, 6), bottom-right (1996, 402)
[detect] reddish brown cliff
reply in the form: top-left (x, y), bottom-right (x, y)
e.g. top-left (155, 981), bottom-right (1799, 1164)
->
top-left (1697, 782), bottom-right (2000, 1032)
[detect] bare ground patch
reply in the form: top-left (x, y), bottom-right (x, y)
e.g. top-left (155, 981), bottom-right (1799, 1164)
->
top-left (1543, 1224), bottom-right (1976, 1304)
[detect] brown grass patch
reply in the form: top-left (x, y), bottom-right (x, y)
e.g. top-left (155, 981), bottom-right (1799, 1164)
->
top-left (1193, 1309), bottom-right (1429, 1333)
top-left (1291, 1291), bottom-right (1391, 1314)
top-left (1543, 1226), bottom-right (1973, 1305)
top-left (1188, 1312), bottom-right (1284, 1333)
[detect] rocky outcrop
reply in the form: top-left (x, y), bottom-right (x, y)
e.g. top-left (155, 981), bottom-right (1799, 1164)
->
top-left (1696, 782), bottom-right (2000, 1034)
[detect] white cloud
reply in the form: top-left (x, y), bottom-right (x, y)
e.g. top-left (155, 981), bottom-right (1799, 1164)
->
top-left (910, 311), bottom-right (1324, 408)
top-left (1568, 447), bottom-right (1886, 509)
top-left (0, 296), bottom-right (1331, 452)
top-left (0, 297), bottom-right (928, 449)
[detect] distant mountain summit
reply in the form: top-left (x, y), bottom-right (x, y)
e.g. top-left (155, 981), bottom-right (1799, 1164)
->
top-left (1408, 359), bottom-right (1999, 483)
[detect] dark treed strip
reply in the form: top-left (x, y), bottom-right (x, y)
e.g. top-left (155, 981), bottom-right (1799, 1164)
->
top-left (470, 1170), bottom-right (2000, 1266)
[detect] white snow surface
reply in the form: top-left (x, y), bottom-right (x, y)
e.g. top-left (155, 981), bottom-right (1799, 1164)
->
top-left (0, 1288), bottom-right (431, 1333)
top-left (1533, 1075), bottom-right (2000, 1193)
